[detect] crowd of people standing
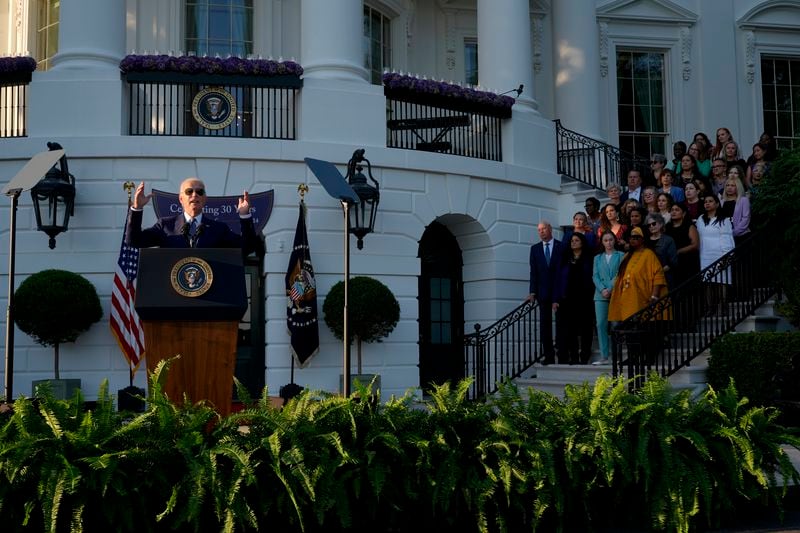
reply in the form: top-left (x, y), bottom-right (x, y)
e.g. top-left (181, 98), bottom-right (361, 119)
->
top-left (528, 128), bottom-right (775, 365)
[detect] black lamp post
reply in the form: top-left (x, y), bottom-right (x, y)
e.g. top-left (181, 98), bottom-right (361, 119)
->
top-left (30, 142), bottom-right (76, 249)
top-left (345, 149), bottom-right (380, 249)
top-left (2, 144), bottom-right (71, 401)
top-left (303, 149), bottom-right (380, 397)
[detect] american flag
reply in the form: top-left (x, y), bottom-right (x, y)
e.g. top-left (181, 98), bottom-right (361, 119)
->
top-left (110, 230), bottom-right (145, 372)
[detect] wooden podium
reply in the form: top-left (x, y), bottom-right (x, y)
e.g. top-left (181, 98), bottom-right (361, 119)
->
top-left (135, 248), bottom-right (247, 417)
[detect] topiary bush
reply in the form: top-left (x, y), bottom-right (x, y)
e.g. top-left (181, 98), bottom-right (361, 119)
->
top-left (14, 269), bottom-right (103, 379)
top-left (323, 276), bottom-right (400, 373)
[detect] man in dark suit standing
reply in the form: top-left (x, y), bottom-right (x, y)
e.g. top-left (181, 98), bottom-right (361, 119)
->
top-left (619, 169), bottom-right (642, 205)
top-left (125, 177), bottom-right (260, 255)
top-left (527, 220), bottom-right (563, 364)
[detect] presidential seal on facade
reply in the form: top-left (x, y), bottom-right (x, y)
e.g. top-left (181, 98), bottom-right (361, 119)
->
top-left (191, 87), bottom-right (236, 130)
top-left (171, 257), bottom-right (214, 297)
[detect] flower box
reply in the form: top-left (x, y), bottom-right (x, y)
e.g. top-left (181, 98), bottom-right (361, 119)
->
top-left (383, 72), bottom-right (514, 119)
top-left (0, 56), bottom-right (36, 86)
top-left (119, 54), bottom-right (304, 88)
top-left (122, 70), bottom-right (302, 89)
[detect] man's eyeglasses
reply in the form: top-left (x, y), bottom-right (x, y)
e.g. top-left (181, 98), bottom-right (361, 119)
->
top-left (648, 222), bottom-right (659, 227)
top-left (184, 188), bottom-right (206, 196)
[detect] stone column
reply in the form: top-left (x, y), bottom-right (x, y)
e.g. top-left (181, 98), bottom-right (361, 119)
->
top-left (297, 0), bottom-right (384, 146)
top-left (28, 0), bottom-right (125, 136)
top-left (51, 0), bottom-right (125, 71)
top-left (476, 0), bottom-right (537, 113)
top-left (552, 0), bottom-right (602, 139)
top-left (301, 0), bottom-right (366, 81)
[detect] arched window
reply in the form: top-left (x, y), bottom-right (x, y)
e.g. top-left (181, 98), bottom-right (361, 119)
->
top-left (186, 0), bottom-right (254, 57)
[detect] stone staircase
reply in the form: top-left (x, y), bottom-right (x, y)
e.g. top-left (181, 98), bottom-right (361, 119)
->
top-left (515, 298), bottom-right (791, 399)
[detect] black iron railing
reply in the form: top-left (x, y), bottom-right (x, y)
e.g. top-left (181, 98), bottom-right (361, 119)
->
top-left (612, 234), bottom-right (775, 390)
top-left (463, 300), bottom-right (539, 399)
top-left (123, 72), bottom-right (301, 139)
top-left (386, 94), bottom-right (505, 161)
top-left (554, 119), bottom-right (650, 191)
top-left (0, 73), bottom-right (30, 138)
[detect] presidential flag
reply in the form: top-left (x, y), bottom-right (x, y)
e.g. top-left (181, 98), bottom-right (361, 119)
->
top-left (286, 202), bottom-right (319, 365)
top-left (110, 224), bottom-right (145, 374)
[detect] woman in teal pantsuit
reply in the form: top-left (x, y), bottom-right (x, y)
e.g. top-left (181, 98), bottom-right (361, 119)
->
top-left (592, 231), bottom-right (625, 364)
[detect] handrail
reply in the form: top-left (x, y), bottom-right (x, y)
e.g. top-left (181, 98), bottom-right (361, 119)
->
top-left (464, 233), bottom-right (773, 400)
top-left (611, 233), bottom-right (774, 390)
top-left (554, 119), bottom-right (650, 191)
top-left (463, 300), bottom-right (539, 400)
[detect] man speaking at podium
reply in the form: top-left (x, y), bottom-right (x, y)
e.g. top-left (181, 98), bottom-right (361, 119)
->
top-left (125, 177), bottom-right (260, 255)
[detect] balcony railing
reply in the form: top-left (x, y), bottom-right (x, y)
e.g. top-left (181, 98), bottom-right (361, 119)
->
top-left (0, 72), bottom-right (31, 138)
top-left (385, 89), bottom-right (507, 161)
top-left (555, 119), bottom-right (651, 191)
top-left (123, 72), bottom-right (301, 139)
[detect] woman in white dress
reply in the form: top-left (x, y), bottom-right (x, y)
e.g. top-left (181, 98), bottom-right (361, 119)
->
top-left (696, 194), bottom-right (735, 315)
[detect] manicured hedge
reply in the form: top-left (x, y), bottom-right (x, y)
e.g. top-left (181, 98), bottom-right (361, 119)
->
top-left (707, 332), bottom-right (800, 406)
top-left (0, 363), bottom-right (798, 533)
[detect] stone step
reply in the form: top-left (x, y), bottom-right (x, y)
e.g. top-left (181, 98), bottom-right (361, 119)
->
top-left (517, 353), bottom-right (710, 399)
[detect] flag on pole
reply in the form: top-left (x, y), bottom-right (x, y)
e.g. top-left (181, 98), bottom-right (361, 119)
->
top-left (286, 202), bottom-right (319, 366)
top-left (110, 224), bottom-right (145, 374)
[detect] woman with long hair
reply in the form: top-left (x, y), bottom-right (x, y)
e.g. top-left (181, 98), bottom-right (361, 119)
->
top-left (552, 232), bottom-right (595, 365)
top-left (564, 211), bottom-right (597, 252)
top-left (711, 127), bottom-right (734, 160)
top-left (697, 194), bottom-right (735, 316)
top-left (597, 202), bottom-right (627, 251)
top-left (656, 192), bottom-right (675, 220)
top-left (678, 153), bottom-right (702, 188)
top-left (719, 169), bottom-right (751, 244)
top-left (666, 202), bottom-right (700, 288)
top-left (693, 132), bottom-right (713, 160)
top-left (592, 231), bottom-right (624, 365)
top-left (722, 141), bottom-right (747, 171)
top-left (620, 198), bottom-right (640, 226)
top-left (688, 142), bottom-right (711, 178)
top-left (683, 181), bottom-right (703, 222)
top-left (759, 131), bottom-right (778, 161)
top-left (745, 142), bottom-right (769, 189)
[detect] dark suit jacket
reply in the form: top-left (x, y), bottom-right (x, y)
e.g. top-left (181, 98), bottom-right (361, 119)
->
top-left (529, 239), bottom-right (563, 301)
top-left (125, 210), bottom-right (262, 256)
top-left (619, 187), bottom-right (641, 205)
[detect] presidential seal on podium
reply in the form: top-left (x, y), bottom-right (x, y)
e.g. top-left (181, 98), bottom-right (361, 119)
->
top-left (171, 256), bottom-right (213, 297)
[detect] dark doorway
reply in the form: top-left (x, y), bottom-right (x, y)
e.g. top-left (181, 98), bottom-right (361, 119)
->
top-left (234, 259), bottom-right (265, 399)
top-left (418, 221), bottom-right (464, 393)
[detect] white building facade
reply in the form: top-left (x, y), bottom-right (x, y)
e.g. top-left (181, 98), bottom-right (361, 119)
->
top-left (0, 0), bottom-right (798, 401)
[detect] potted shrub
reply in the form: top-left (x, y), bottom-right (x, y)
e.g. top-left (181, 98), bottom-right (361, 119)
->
top-left (323, 276), bottom-right (400, 393)
top-left (14, 269), bottom-right (103, 399)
